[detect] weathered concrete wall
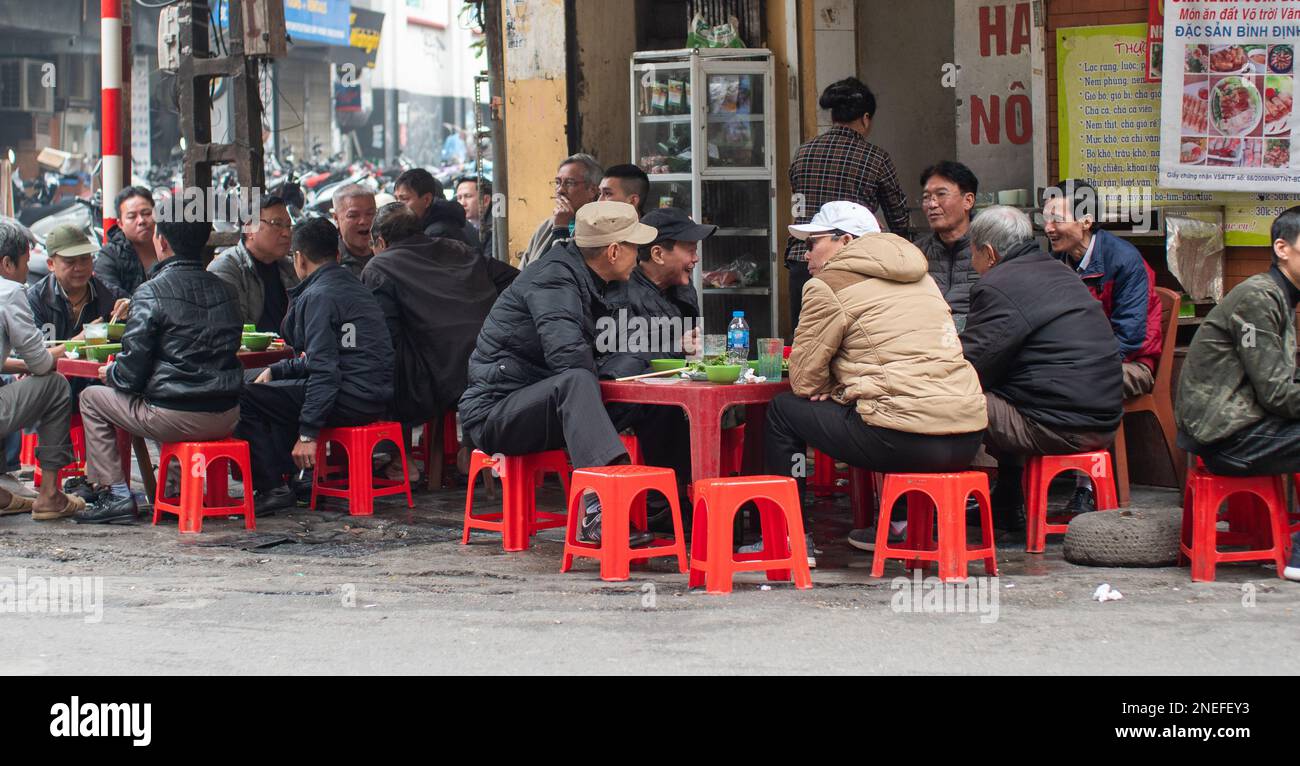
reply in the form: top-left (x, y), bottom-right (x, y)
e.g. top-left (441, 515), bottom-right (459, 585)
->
top-left (856, 0), bottom-right (956, 223)
top-left (573, 0), bottom-right (637, 167)
top-left (502, 0), bottom-right (569, 264)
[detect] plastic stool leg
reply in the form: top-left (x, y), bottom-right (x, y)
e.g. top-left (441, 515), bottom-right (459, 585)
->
top-left (177, 452), bottom-right (205, 535)
top-left (688, 498), bottom-right (709, 590)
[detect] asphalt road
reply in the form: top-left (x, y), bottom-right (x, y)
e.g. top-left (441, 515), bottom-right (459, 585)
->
top-left (0, 481), bottom-right (1295, 675)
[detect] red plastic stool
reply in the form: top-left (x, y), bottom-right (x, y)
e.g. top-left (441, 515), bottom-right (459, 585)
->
top-left (870, 472), bottom-right (997, 582)
top-left (849, 467), bottom-right (879, 529)
top-left (26, 421), bottom-right (131, 488)
top-left (462, 449), bottom-right (571, 551)
top-left (1181, 464), bottom-right (1292, 582)
top-left (1023, 451), bottom-right (1119, 553)
top-left (720, 427), bottom-right (745, 476)
top-left (688, 476), bottom-right (812, 594)
top-left (809, 448), bottom-right (848, 497)
top-left (621, 428), bottom-right (745, 526)
top-left (310, 422), bottom-right (414, 516)
top-left (413, 411), bottom-right (460, 489)
top-left (152, 439), bottom-right (254, 534)
top-left (562, 465), bottom-right (687, 582)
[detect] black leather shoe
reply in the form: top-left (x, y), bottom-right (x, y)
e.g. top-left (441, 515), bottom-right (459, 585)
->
top-left (1064, 485), bottom-right (1097, 516)
top-left (62, 476), bottom-right (100, 504)
top-left (74, 494), bottom-right (138, 524)
top-left (254, 485), bottom-right (295, 517)
top-left (578, 511), bottom-right (655, 548)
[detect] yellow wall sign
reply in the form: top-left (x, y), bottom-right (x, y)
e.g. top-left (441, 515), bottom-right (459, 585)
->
top-left (1057, 22), bottom-right (1299, 245)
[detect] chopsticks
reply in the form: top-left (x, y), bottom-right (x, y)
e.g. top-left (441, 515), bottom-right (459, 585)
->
top-left (614, 366), bottom-right (689, 382)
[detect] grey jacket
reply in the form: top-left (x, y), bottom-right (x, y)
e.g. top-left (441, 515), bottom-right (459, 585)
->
top-left (207, 240), bottom-right (299, 327)
top-left (0, 278), bottom-right (55, 375)
top-left (915, 231), bottom-right (976, 315)
top-left (518, 217), bottom-right (568, 270)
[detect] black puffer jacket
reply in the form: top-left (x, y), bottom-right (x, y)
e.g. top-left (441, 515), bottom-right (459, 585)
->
top-left (459, 240), bottom-right (623, 435)
top-left (107, 258), bottom-right (243, 412)
top-left (915, 231), bottom-right (976, 315)
top-left (94, 225), bottom-right (149, 295)
top-left (361, 233), bottom-right (515, 423)
top-left (597, 266), bottom-right (700, 379)
top-left (268, 262), bottom-right (393, 437)
top-left (959, 239), bottom-right (1122, 430)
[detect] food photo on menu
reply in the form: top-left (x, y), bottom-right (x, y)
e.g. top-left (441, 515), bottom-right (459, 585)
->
top-left (1178, 37), bottom-right (1296, 171)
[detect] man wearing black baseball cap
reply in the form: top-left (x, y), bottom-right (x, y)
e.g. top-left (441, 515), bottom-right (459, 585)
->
top-left (595, 207), bottom-right (715, 531)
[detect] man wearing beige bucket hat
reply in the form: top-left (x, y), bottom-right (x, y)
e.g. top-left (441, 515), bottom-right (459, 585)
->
top-left (460, 201), bottom-right (668, 546)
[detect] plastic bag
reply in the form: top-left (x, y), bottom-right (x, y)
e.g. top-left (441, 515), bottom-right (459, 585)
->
top-left (686, 13), bottom-right (744, 49)
top-left (1166, 214), bottom-right (1224, 302)
top-left (703, 258), bottom-right (759, 288)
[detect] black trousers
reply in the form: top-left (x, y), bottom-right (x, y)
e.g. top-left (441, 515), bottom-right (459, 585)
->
top-left (236, 380), bottom-right (381, 492)
top-left (1198, 415), bottom-right (1300, 476)
top-left (468, 369), bottom-right (691, 483)
top-left (764, 393), bottom-right (985, 521)
top-left (787, 260), bottom-right (811, 337)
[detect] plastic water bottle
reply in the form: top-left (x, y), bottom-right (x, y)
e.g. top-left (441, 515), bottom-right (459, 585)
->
top-left (726, 311), bottom-right (750, 365)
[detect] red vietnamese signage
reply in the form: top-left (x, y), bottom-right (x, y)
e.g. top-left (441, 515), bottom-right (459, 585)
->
top-left (1146, 0), bottom-right (1164, 81)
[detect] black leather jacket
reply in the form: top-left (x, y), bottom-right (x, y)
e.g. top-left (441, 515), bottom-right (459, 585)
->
top-left (107, 257), bottom-right (243, 412)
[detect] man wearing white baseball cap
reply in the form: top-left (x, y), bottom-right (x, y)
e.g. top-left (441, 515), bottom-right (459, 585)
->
top-left (460, 201), bottom-right (668, 548)
top-left (753, 201), bottom-right (988, 562)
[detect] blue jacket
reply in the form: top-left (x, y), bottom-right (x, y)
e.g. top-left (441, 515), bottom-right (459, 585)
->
top-left (1053, 228), bottom-right (1162, 371)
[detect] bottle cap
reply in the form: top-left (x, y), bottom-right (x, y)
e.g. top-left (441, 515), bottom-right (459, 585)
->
top-left (732, 311), bottom-right (743, 317)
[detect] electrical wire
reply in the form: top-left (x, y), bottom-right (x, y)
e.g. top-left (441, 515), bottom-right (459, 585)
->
top-left (133, 0), bottom-right (180, 8)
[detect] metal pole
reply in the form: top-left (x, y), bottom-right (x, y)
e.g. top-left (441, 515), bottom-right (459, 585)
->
top-left (101, 0), bottom-right (124, 237)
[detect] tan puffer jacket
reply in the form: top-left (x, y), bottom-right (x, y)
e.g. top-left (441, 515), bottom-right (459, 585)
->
top-left (789, 233), bottom-right (988, 435)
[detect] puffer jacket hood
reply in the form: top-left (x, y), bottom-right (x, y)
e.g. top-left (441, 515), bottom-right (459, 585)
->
top-left (819, 232), bottom-right (929, 284)
top-left (789, 233), bottom-right (987, 435)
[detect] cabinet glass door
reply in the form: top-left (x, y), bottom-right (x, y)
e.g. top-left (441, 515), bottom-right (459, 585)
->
top-left (701, 66), bottom-right (767, 171)
top-left (633, 64), bottom-right (693, 178)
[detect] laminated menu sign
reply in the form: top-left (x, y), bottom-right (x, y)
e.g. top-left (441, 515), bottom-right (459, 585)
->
top-left (1158, 0), bottom-right (1300, 191)
top-left (1057, 25), bottom-right (1162, 189)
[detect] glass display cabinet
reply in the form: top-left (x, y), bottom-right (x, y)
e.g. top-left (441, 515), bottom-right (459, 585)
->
top-left (630, 48), bottom-right (778, 343)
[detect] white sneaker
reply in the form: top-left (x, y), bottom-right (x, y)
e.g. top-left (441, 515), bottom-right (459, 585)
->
top-left (1285, 534), bottom-right (1300, 582)
top-left (0, 472), bottom-right (36, 499)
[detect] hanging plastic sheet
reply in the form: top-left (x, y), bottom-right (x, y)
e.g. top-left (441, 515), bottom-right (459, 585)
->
top-left (1166, 212), bottom-right (1225, 303)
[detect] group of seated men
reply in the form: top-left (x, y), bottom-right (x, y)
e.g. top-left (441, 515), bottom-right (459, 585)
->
top-left (0, 171), bottom-right (515, 523)
top-left (2, 148), bottom-right (1298, 583)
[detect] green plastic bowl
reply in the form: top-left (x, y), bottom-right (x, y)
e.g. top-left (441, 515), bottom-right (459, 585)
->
top-left (243, 324), bottom-right (257, 333)
top-left (107, 322), bottom-right (126, 341)
top-left (704, 364), bottom-right (742, 383)
top-left (242, 333), bottom-right (275, 351)
top-left (85, 343), bottom-right (122, 362)
top-left (649, 358), bottom-right (689, 373)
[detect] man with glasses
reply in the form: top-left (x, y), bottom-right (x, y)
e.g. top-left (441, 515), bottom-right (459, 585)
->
top-left (208, 195), bottom-right (299, 333)
top-left (237, 218), bottom-right (393, 516)
top-left (914, 161), bottom-right (979, 319)
top-left (332, 185), bottom-right (379, 278)
top-left (518, 154), bottom-right (603, 270)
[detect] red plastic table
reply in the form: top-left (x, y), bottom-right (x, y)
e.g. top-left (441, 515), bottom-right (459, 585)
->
top-left (55, 348), bottom-right (295, 502)
top-left (599, 379), bottom-right (791, 482)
